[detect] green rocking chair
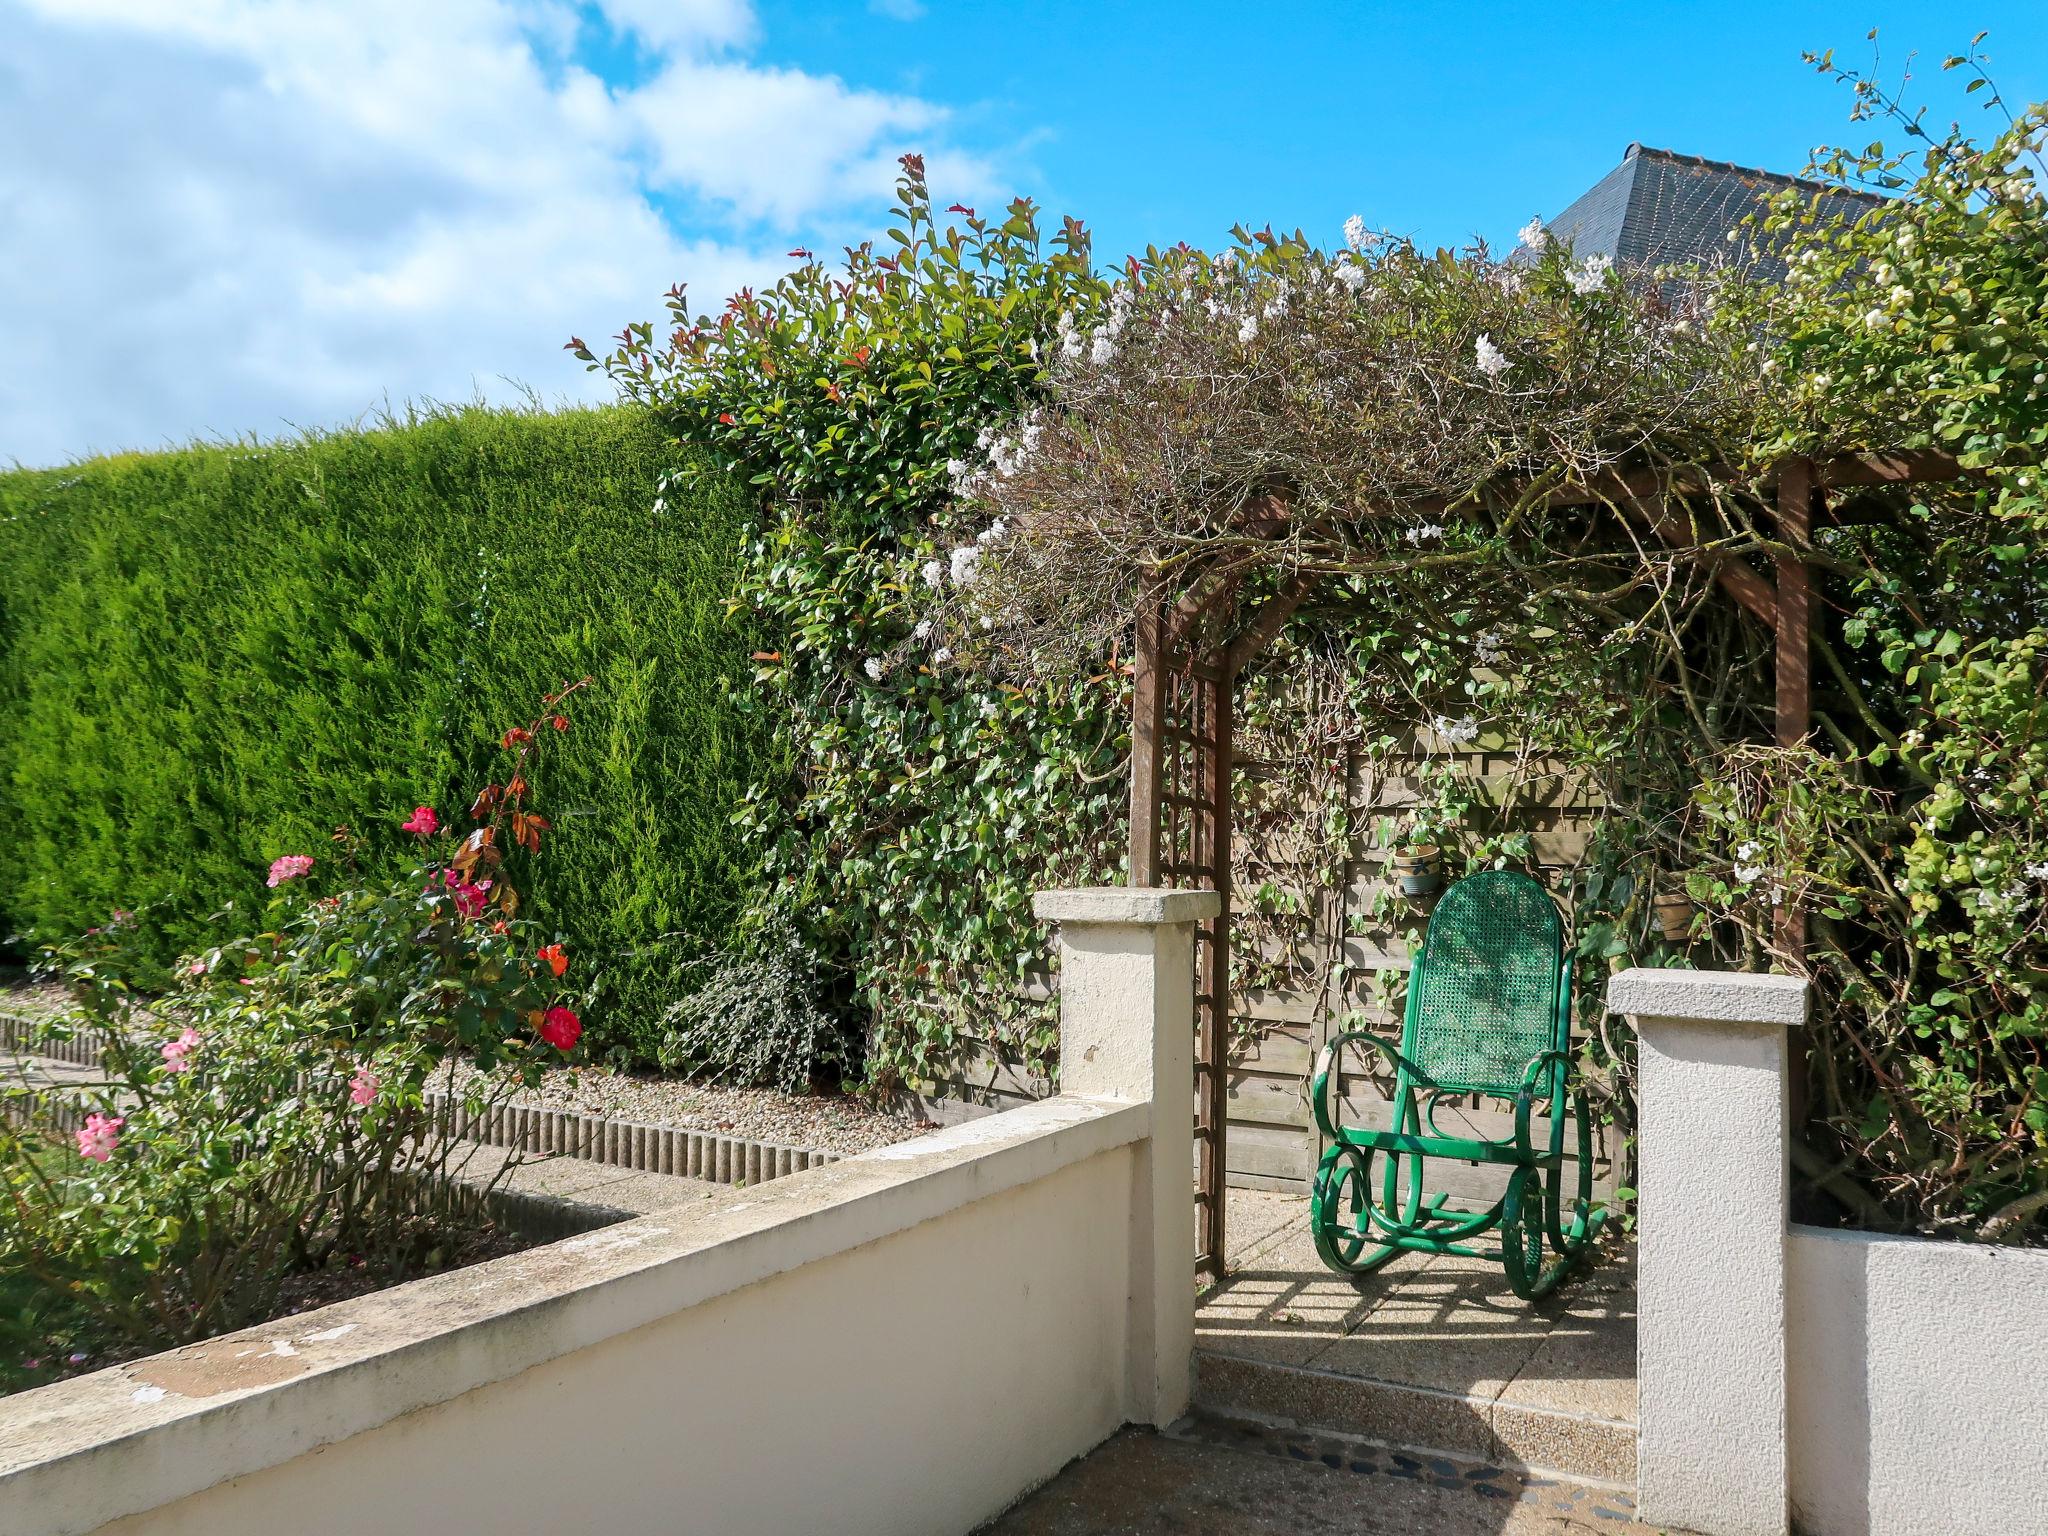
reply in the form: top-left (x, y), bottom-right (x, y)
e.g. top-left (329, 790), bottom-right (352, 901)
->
top-left (1309, 868), bottom-right (1603, 1300)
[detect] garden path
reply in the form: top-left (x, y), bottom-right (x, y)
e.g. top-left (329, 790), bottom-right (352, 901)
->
top-left (986, 1419), bottom-right (1654, 1535)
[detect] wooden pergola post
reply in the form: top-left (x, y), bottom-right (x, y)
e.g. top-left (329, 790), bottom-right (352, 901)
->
top-left (1775, 457), bottom-right (1815, 1124)
top-left (1129, 600), bottom-right (1166, 886)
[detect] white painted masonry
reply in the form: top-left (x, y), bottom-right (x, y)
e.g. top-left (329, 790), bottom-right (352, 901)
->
top-left (0, 888), bottom-right (1209, 1536)
top-left (1037, 886), bottom-right (1214, 1424)
top-left (1614, 966), bottom-right (2048, 1536)
top-left (1615, 966), bottom-right (1806, 1536)
top-left (1787, 1227), bottom-right (2048, 1536)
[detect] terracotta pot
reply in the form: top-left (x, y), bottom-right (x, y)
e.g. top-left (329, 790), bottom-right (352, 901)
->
top-left (1652, 891), bottom-right (1695, 944)
top-left (1393, 845), bottom-right (1443, 898)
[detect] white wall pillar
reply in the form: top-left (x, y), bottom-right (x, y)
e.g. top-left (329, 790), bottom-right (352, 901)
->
top-left (1036, 886), bottom-right (1216, 1428)
top-left (1609, 967), bottom-right (1808, 1536)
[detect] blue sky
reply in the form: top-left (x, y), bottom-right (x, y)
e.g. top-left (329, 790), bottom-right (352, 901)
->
top-left (4, 1), bottom-right (2043, 467)
top-left (748, 1), bottom-right (2048, 260)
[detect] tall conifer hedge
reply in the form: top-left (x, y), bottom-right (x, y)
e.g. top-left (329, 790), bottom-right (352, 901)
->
top-left (0, 403), bottom-right (761, 1058)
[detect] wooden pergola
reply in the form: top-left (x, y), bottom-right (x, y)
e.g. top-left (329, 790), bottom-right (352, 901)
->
top-left (1128, 451), bottom-right (1971, 1278)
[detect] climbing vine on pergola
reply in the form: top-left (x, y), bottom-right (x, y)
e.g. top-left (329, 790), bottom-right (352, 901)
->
top-left (936, 188), bottom-right (2037, 1266)
top-left (1122, 451), bottom-right (1967, 1275)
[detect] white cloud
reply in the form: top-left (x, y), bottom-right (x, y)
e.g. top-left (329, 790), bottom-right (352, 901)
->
top-left (626, 58), bottom-right (979, 223)
top-left (0, 0), bottom-right (1006, 466)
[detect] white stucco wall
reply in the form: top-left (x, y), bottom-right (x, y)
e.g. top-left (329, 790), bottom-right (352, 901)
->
top-left (1787, 1226), bottom-right (2048, 1536)
top-left (87, 1146), bottom-right (1135, 1536)
top-left (1614, 967), bottom-right (1806, 1536)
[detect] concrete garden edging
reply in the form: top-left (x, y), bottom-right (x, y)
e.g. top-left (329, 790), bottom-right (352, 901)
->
top-left (0, 1013), bottom-right (838, 1188)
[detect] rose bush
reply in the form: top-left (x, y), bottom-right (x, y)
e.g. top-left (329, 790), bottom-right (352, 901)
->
top-left (0, 688), bottom-right (594, 1379)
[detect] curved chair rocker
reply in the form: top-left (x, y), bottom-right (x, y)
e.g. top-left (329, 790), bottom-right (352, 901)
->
top-left (1309, 868), bottom-right (1603, 1300)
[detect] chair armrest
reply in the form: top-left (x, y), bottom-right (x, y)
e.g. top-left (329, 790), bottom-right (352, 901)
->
top-left (1311, 1030), bottom-right (1436, 1141)
top-left (1513, 1049), bottom-right (1572, 1156)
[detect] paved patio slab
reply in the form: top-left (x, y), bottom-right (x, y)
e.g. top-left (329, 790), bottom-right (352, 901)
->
top-left (1196, 1191), bottom-right (1638, 1484)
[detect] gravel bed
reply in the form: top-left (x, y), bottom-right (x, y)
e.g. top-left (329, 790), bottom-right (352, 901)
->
top-left (439, 1064), bottom-right (932, 1156)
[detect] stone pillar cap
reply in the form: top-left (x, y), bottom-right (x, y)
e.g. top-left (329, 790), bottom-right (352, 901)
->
top-left (1607, 967), bottom-right (1808, 1028)
top-left (1034, 887), bottom-right (1221, 925)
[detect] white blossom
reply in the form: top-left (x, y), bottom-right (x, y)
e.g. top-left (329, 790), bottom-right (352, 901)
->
top-left (933, 646), bottom-right (953, 664)
top-left (1734, 841), bottom-right (1765, 885)
top-left (1474, 631), bottom-right (1505, 665)
top-left (912, 618), bottom-right (934, 641)
top-left (948, 544), bottom-right (983, 586)
top-left (979, 697), bottom-right (999, 719)
top-left (2025, 861), bottom-right (2048, 881)
top-left (1334, 259), bottom-right (1366, 292)
top-left (1565, 253), bottom-right (1612, 295)
top-left (1343, 214), bottom-right (1376, 253)
top-left (1863, 308), bottom-right (1888, 329)
top-left (1089, 331), bottom-right (1115, 365)
top-left (1237, 314), bottom-right (1259, 344)
top-left (862, 657), bottom-right (885, 683)
top-left (1433, 714), bottom-right (1480, 746)
top-left (921, 558), bottom-right (944, 589)
top-left (1474, 334), bottom-right (1510, 378)
top-left (1404, 521), bottom-right (1446, 544)
top-left (1516, 216), bottom-right (1549, 253)
top-left (652, 497), bottom-right (666, 515)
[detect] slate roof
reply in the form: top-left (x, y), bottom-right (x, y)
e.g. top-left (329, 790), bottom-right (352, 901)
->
top-left (1541, 144), bottom-right (1885, 280)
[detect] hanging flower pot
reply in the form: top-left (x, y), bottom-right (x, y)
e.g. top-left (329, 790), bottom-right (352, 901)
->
top-left (1652, 890), bottom-right (1695, 944)
top-left (1394, 844), bottom-right (1443, 898)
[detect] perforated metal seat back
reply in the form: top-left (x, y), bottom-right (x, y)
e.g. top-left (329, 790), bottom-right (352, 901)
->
top-left (1403, 869), bottom-right (1565, 1094)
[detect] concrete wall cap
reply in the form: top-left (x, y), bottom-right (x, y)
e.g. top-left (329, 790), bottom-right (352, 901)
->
top-left (1608, 966), bottom-right (1808, 1028)
top-left (1034, 888), bottom-right (1221, 926)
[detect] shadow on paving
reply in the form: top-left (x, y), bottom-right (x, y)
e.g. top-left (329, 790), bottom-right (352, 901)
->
top-left (981, 1418), bottom-right (1661, 1536)
top-left (1192, 1191), bottom-right (1638, 1481)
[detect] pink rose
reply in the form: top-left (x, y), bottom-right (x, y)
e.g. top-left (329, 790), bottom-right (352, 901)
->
top-left (266, 854), bottom-right (315, 888)
top-left (401, 805), bottom-right (439, 837)
top-left (76, 1113), bottom-right (124, 1162)
top-left (160, 1028), bottom-right (201, 1074)
top-left (348, 1067), bottom-right (379, 1108)
top-left (441, 868), bottom-right (492, 920)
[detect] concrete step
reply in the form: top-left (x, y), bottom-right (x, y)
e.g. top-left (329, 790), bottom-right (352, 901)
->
top-left (1195, 1348), bottom-right (1637, 1488)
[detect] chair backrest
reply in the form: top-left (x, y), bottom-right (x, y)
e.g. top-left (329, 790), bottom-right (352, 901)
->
top-left (1401, 869), bottom-right (1568, 1095)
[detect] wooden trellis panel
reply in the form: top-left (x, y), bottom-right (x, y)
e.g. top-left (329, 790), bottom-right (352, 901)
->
top-left (1130, 600), bottom-right (1232, 1279)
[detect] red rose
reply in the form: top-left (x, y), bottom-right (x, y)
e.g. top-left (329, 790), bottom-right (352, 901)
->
top-left (539, 1006), bottom-right (582, 1051)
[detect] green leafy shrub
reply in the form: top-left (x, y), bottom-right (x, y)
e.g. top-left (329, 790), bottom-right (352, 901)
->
top-left (656, 932), bottom-right (848, 1092)
top-left (580, 158), bottom-right (1125, 1091)
top-left (1, 696), bottom-right (590, 1369)
top-left (0, 402), bottom-right (762, 1057)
